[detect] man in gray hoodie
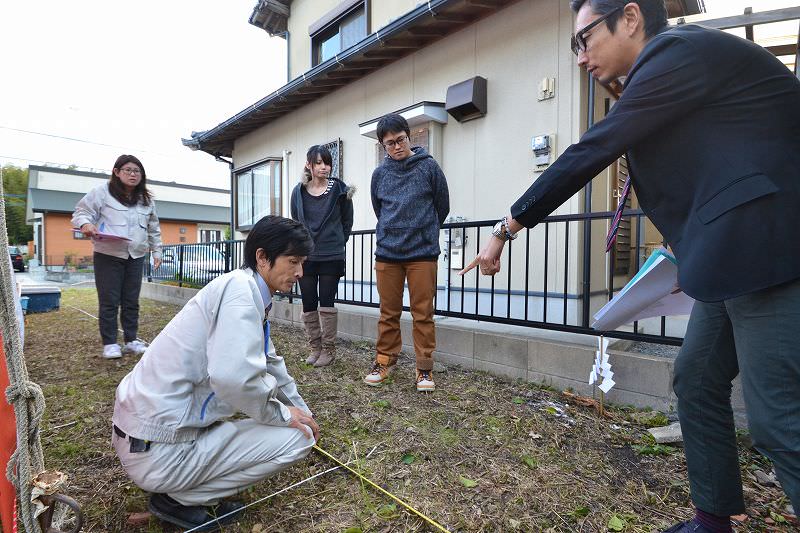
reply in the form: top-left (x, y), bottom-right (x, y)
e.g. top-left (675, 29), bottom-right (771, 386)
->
top-left (364, 113), bottom-right (450, 391)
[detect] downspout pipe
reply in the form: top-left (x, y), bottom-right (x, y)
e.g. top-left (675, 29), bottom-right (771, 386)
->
top-left (215, 155), bottom-right (235, 237)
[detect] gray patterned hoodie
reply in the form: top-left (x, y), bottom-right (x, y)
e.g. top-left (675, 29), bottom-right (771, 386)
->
top-left (370, 147), bottom-right (450, 261)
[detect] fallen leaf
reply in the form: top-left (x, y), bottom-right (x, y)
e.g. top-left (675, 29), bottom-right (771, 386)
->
top-left (459, 476), bottom-right (478, 488)
top-left (608, 514), bottom-right (624, 531)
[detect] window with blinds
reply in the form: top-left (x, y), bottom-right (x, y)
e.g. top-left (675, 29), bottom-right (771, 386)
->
top-left (312, 3), bottom-right (367, 66)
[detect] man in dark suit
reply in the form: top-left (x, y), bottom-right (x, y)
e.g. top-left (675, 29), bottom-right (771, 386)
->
top-left (463, 1), bottom-right (800, 531)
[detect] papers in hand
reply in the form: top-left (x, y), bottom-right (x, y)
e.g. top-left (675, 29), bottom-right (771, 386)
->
top-left (592, 248), bottom-right (693, 332)
top-left (71, 227), bottom-right (131, 242)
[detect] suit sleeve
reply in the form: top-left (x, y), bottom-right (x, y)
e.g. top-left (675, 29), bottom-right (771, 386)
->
top-left (511, 36), bottom-right (711, 228)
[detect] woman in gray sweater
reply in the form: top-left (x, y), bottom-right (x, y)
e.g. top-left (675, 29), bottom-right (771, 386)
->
top-left (290, 145), bottom-right (354, 367)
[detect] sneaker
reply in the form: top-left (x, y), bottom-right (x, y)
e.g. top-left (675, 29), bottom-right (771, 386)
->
top-left (123, 340), bottom-right (148, 355)
top-left (148, 493), bottom-right (243, 532)
top-left (102, 344), bottom-right (122, 359)
top-left (416, 369), bottom-right (435, 392)
top-left (364, 361), bottom-right (392, 387)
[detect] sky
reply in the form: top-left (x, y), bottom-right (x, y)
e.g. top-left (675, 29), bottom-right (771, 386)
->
top-left (0, 0), bottom-right (287, 189)
top-left (0, 0), bottom-right (796, 189)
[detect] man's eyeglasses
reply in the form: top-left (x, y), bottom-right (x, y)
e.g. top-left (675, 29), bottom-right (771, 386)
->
top-left (570, 6), bottom-right (622, 55)
top-left (382, 134), bottom-right (408, 149)
top-left (120, 168), bottom-right (142, 176)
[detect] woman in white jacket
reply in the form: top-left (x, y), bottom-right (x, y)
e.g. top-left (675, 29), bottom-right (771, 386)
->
top-left (112, 215), bottom-right (320, 531)
top-left (71, 154), bottom-right (162, 359)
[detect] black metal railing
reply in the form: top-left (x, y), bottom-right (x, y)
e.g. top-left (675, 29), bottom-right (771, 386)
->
top-left (144, 210), bottom-right (684, 346)
top-left (145, 240), bottom-right (245, 288)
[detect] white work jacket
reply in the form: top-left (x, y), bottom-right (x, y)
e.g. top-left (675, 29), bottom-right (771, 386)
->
top-left (113, 268), bottom-right (309, 443)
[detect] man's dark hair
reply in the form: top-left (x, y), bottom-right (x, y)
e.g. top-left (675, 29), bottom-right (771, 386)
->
top-left (109, 154), bottom-right (152, 207)
top-left (570, 0), bottom-right (668, 39)
top-left (376, 113), bottom-right (410, 144)
top-left (243, 215), bottom-right (314, 269)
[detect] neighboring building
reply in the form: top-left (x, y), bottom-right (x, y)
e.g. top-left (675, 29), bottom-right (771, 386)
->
top-left (183, 0), bottom-right (704, 329)
top-left (25, 165), bottom-right (230, 267)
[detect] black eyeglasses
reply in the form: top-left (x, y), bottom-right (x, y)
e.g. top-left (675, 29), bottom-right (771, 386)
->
top-left (382, 134), bottom-right (408, 149)
top-left (570, 6), bottom-right (622, 55)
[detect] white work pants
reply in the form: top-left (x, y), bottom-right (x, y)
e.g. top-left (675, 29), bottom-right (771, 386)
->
top-left (113, 419), bottom-right (314, 506)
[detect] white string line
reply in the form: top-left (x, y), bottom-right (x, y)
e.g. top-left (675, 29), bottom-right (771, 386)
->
top-left (183, 445), bottom-right (379, 533)
top-left (64, 304), bottom-right (148, 344)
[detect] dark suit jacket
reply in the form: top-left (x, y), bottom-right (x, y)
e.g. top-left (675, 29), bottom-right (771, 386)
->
top-left (511, 24), bottom-right (800, 302)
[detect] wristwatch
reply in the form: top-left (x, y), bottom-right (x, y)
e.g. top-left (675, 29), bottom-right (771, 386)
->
top-left (491, 216), bottom-right (518, 241)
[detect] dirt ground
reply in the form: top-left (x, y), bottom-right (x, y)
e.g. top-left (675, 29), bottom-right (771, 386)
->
top-left (20, 288), bottom-right (796, 532)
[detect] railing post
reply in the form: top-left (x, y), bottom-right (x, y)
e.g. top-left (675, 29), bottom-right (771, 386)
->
top-left (224, 240), bottom-right (231, 273)
top-left (581, 74), bottom-right (596, 328)
top-left (178, 245), bottom-right (185, 288)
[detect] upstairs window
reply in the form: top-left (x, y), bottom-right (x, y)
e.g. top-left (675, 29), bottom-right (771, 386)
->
top-left (311, 1), bottom-right (367, 66)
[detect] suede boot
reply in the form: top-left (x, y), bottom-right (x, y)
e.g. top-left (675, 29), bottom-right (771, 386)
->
top-left (315, 307), bottom-right (338, 367)
top-left (301, 311), bottom-right (323, 365)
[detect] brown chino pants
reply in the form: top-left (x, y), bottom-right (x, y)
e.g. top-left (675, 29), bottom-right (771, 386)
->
top-left (375, 260), bottom-right (437, 371)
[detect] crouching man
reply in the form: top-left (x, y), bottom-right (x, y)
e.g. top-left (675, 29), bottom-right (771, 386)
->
top-left (112, 215), bottom-right (320, 531)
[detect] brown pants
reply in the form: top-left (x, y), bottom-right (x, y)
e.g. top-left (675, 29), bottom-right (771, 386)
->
top-left (375, 260), bottom-right (437, 371)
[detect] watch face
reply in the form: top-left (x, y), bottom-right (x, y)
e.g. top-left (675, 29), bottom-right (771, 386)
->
top-left (492, 222), bottom-right (505, 239)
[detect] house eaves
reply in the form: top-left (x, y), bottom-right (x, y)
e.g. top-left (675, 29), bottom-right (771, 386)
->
top-left (249, 0), bottom-right (291, 36)
top-left (184, 0), bottom-right (526, 158)
top-left (185, 0), bottom-right (704, 158)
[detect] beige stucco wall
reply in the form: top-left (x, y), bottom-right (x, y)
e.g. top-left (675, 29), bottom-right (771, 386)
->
top-left (237, 0), bottom-right (589, 297)
top-left (370, 0), bottom-right (419, 33)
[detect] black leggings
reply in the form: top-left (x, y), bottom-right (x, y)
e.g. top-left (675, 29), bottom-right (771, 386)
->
top-left (299, 273), bottom-right (340, 312)
top-left (299, 260), bottom-right (344, 312)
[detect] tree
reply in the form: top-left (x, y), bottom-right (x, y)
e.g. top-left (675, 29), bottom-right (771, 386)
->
top-left (2, 165), bottom-right (33, 245)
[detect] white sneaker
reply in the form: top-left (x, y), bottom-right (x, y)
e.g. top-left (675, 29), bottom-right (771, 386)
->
top-left (123, 340), bottom-right (148, 355)
top-left (416, 369), bottom-right (435, 392)
top-left (102, 344), bottom-right (122, 359)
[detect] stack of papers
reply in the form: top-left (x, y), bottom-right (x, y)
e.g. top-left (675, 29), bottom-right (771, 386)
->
top-left (592, 248), bottom-right (694, 332)
top-left (71, 224), bottom-right (131, 242)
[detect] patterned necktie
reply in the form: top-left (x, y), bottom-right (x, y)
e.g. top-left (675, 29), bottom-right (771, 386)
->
top-left (605, 175), bottom-right (631, 252)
